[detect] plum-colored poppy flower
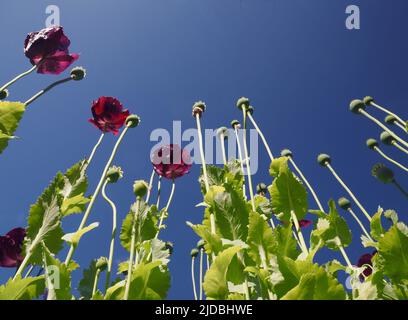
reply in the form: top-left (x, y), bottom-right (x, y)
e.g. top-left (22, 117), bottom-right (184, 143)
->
top-left (299, 219), bottom-right (312, 228)
top-left (357, 251), bottom-right (377, 281)
top-left (151, 144), bottom-right (192, 180)
top-left (88, 97), bottom-right (130, 135)
top-left (0, 228), bottom-right (26, 268)
top-left (24, 26), bottom-right (79, 75)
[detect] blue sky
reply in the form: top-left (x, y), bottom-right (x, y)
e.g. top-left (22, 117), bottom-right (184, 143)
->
top-left (1, 0), bottom-right (407, 299)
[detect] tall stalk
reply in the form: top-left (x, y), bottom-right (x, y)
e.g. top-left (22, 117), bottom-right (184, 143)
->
top-left (247, 111), bottom-right (274, 162)
top-left (0, 65), bottom-right (37, 93)
top-left (241, 107), bottom-right (255, 211)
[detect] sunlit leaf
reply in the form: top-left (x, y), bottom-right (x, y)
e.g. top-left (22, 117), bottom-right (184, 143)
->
top-left (0, 101), bottom-right (25, 154)
top-left (0, 276), bottom-right (45, 300)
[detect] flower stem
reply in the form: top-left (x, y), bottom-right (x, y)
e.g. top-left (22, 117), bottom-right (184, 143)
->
top-left (392, 179), bottom-right (408, 200)
top-left (124, 197), bottom-right (140, 300)
top-left (325, 163), bottom-right (372, 222)
top-left (156, 176), bottom-right (162, 208)
top-left (258, 245), bottom-right (274, 300)
top-left (146, 169), bottom-right (155, 204)
top-left (269, 218), bottom-right (276, 229)
top-left (242, 108), bottom-right (255, 211)
top-left (234, 127), bottom-right (247, 198)
top-left (24, 77), bottom-right (73, 106)
top-left (199, 249), bottom-right (204, 300)
top-left (392, 141), bottom-right (408, 156)
top-left (220, 133), bottom-right (227, 165)
top-left (101, 179), bottom-right (117, 291)
top-left (395, 121), bottom-right (407, 133)
top-left (64, 125), bottom-right (131, 265)
top-left (156, 179), bottom-right (175, 239)
top-left (338, 244), bottom-right (353, 269)
top-left (291, 210), bottom-right (309, 255)
top-left (370, 101), bottom-right (406, 128)
top-left (374, 147), bottom-right (408, 173)
top-left (360, 109), bottom-right (408, 149)
top-left (92, 269), bottom-right (101, 298)
top-left (288, 157), bottom-right (324, 212)
top-left (0, 65), bottom-right (37, 93)
top-left (87, 133), bottom-right (105, 166)
top-left (347, 208), bottom-right (374, 241)
top-left (191, 256), bottom-right (198, 300)
top-left (24, 265), bottom-right (34, 278)
top-left (247, 113), bottom-right (274, 162)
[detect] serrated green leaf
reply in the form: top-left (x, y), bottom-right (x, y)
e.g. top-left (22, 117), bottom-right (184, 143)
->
top-left (62, 222), bottom-right (99, 246)
top-left (78, 259), bottom-right (98, 299)
top-left (247, 212), bottom-right (274, 265)
top-left (187, 222), bottom-right (223, 255)
top-left (371, 208), bottom-right (385, 241)
top-left (0, 275), bottom-right (45, 300)
top-left (60, 193), bottom-right (90, 216)
top-left (203, 246), bottom-right (242, 300)
top-left (0, 101), bottom-right (26, 154)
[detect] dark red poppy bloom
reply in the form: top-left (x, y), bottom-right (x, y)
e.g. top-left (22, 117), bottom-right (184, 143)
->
top-left (299, 219), bottom-right (312, 228)
top-left (151, 144), bottom-right (192, 180)
top-left (0, 228), bottom-right (26, 268)
top-left (24, 26), bottom-right (79, 75)
top-left (357, 251), bottom-right (377, 281)
top-left (88, 97), bottom-right (130, 135)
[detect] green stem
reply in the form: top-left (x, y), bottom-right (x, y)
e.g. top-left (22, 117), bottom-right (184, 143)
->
top-left (156, 176), bottom-right (162, 208)
top-left (0, 65), bottom-right (37, 93)
top-left (23, 265), bottom-right (34, 278)
top-left (392, 179), bottom-right (408, 200)
top-left (392, 141), bottom-right (408, 156)
top-left (269, 218), bottom-right (276, 229)
top-left (370, 102), bottom-right (406, 128)
top-left (326, 163), bottom-right (372, 222)
top-left (258, 245), bottom-right (274, 300)
top-left (360, 109), bottom-right (408, 149)
top-left (92, 269), bottom-right (101, 298)
top-left (24, 77), bottom-right (73, 106)
top-left (156, 179), bottom-right (175, 239)
top-left (191, 256), bottom-right (198, 300)
top-left (102, 179), bottom-right (117, 291)
top-left (338, 244), bottom-right (353, 269)
top-left (348, 208), bottom-right (374, 241)
top-left (375, 147), bottom-right (408, 173)
top-left (146, 169), bottom-right (155, 204)
top-left (234, 127), bottom-right (247, 198)
top-left (242, 108), bottom-right (255, 211)
top-left (220, 133), bottom-right (227, 165)
top-left (291, 210), bottom-right (308, 255)
top-left (395, 121), bottom-right (407, 133)
top-left (64, 125), bottom-right (131, 265)
top-left (124, 197), bottom-right (140, 300)
top-left (247, 113), bottom-right (274, 162)
top-left (87, 133), bottom-right (105, 166)
top-left (199, 249), bottom-right (204, 300)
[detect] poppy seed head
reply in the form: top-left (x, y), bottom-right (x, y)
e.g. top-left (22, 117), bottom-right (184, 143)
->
top-left (349, 99), bottom-right (365, 114)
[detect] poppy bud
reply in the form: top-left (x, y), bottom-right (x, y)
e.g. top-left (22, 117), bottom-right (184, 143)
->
top-left (280, 149), bottom-right (293, 158)
top-left (70, 67), bottom-right (86, 81)
top-left (380, 131), bottom-right (394, 145)
top-left (366, 138), bottom-right (378, 150)
top-left (192, 101), bottom-right (206, 117)
top-left (165, 241), bottom-right (174, 255)
top-left (236, 97), bottom-right (250, 111)
top-left (197, 239), bottom-right (205, 250)
top-left (96, 257), bottom-right (108, 271)
top-left (317, 153), bottom-right (331, 166)
top-left (256, 183), bottom-right (268, 194)
top-left (190, 248), bottom-right (199, 258)
top-left (384, 115), bottom-right (397, 125)
top-left (133, 180), bottom-right (149, 198)
top-left (338, 197), bottom-right (351, 210)
top-left (363, 96), bottom-right (374, 106)
top-left (125, 114), bottom-right (141, 128)
top-left (349, 99), bottom-right (365, 114)
top-left (231, 119), bottom-right (240, 129)
top-left (106, 166), bottom-right (123, 183)
top-left (216, 127), bottom-right (228, 138)
top-left (0, 89), bottom-right (9, 100)
top-left (372, 163), bottom-right (394, 184)
top-left (247, 106), bottom-right (254, 115)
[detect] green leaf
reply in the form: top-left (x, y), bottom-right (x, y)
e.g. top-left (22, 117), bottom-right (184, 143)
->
top-left (120, 200), bottom-right (158, 251)
top-left (0, 101), bottom-right (26, 154)
top-left (271, 224), bottom-right (299, 260)
top-left (78, 259), bottom-right (98, 300)
top-left (62, 222), bottom-right (99, 247)
top-left (0, 276), bottom-right (45, 300)
top-left (377, 223), bottom-right (408, 283)
top-left (268, 157), bottom-right (308, 222)
top-left (60, 193), bottom-right (90, 216)
top-left (371, 208), bottom-right (385, 241)
top-left (203, 246), bottom-right (242, 300)
top-left (247, 211), bottom-right (274, 265)
top-left (187, 222), bottom-right (223, 255)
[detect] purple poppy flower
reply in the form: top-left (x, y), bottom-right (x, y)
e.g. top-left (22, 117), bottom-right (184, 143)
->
top-left (24, 26), bottom-right (79, 75)
top-left (299, 219), bottom-right (312, 228)
top-left (357, 251), bottom-right (377, 281)
top-left (88, 96), bottom-right (130, 135)
top-left (151, 144), bottom-right (192, 180)
top-left (0, 228), bottom-right (26, 268)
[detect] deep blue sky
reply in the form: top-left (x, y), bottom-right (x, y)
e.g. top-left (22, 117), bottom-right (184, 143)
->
top-left (1, 0), bottom-right (407, 299)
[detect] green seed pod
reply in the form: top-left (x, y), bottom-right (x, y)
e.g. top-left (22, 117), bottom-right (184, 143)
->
top-left (133, 180), bottom-right (149, 198)
top-left (216, 127), bottom-right (229, 138)
top-left (317, 153), bottom-right (331, 166)
top-left (236, 97), bottom-right (250, 111)
top-left (349, 99), bottom-right (365, 114)
top-left (70, 67), bottom-right (86, 81)
top-left (192, 101), bottom-right (206, 117)
top-left (247, 105), bottom-right (254, 115)
top-left (190, 248), bottom-right (199, 258)
top-left (230, 119), bottom-right (240, 129)
top-left (106, 165), bottom-right (123, 183)
top-left (363, 96), bottom-right (374, 106)
top-left (366, 138), bottom-right (378, 150)
top-left (384, 115), bottom-right (397, 125)
top-left (126, 114), bottom-right (141, 128)
top-left (197, 239), bottom-right (205, 250)
top-left (256, 183), bottom-right (268, 194)
top-left (338, 197), bottom-right (351, 210)
top-left (372, 163), bottom-right (394, 184)
top-left (165, 241), bottom-right (174, 255)
top-left (0, 89), bottom-right (9, 100)
top-left (380, 131), bottom-right (394, 145)
top-left (280, 149), bottom-right (293, 158)
top-left (96, 257), bottom-right (108, 271)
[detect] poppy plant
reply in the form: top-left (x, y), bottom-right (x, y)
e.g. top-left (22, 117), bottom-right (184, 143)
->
top-left (0, 228), bottom-right (26, 268)
top-left (88, 96), bottom-right (130, 135)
